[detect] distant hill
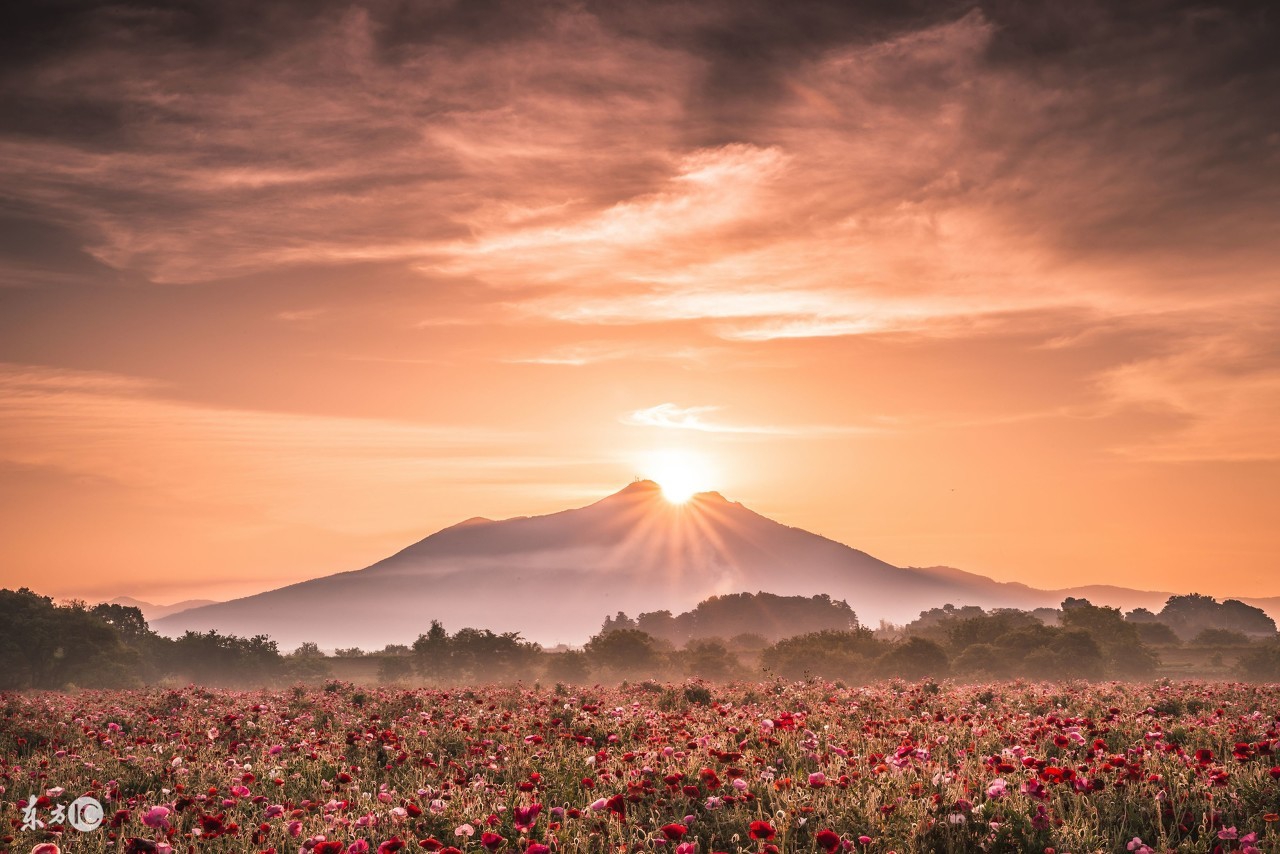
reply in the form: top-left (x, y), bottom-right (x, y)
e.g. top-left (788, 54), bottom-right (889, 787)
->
top-left (154, 481), bottom-right (1280, 649)
top-left (108, 596), bottom-right (218, 622)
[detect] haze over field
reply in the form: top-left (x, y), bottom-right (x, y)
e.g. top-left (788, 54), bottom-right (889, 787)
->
top-left (1, 0), bottom-right (1278, 610)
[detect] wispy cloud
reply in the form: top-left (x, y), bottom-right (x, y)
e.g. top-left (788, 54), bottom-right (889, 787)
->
top-left (622, 403), bottom-right (877, 437)
top-left (0, 363), bottom-right (548, 533)
top-left (1097, 322), bottom-right (1280, 462)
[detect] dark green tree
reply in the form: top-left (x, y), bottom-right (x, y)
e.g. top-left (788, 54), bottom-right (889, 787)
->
top-left (584, 629), bottom-right (659, 679)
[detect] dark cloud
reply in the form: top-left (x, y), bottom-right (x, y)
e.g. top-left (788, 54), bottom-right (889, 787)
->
top-left (1, 0), bottom-right (1278, 288)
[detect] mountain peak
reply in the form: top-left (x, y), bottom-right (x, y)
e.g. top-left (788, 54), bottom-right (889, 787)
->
top-left (619, 478), bottom-right (662, 493)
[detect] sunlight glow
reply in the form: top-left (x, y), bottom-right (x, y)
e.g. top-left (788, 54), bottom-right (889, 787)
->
top-left (641, 448), bottom-right (717, 503)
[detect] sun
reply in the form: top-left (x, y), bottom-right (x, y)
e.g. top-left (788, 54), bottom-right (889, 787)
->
top-left (641, 448), bottom-right (717, 504)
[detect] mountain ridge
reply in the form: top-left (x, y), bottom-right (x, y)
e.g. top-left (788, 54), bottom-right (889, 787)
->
top-left (153, 482), bottom-right (1279, 648)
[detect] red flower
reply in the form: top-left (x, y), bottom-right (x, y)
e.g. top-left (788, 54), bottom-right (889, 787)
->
top-left (1195, 749), bottom-right (1214, 765)
top-left (749, 820), bottom-right (776, 841)
top-left (379, 839), bottom-right (406, 854)
top-left (418, 841), bottom-right (444, 851)
top-left (815, 829), bottom-right (842, 853)
top-left (525, 845), bottom-right (551, 854)
top-left (661, 823), bottom-right (688, 841)
top-left (481, 831), bottom-right (506, 851)
top-left (315, 843), bottom-right (345, 854)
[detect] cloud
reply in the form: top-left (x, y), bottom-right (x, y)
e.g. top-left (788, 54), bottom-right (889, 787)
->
top-left (0, 363), bottom-right (555, 533)
top-left (1097, 317), bottom-right (1280, 462)
top-left (622, 402), bottom-right (877, 437)
top-left (0, 0), bottom-right (1276, 465)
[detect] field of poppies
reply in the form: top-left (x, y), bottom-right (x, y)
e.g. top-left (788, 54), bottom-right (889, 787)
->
top-left (4, 680), bottom-right (1280, 854)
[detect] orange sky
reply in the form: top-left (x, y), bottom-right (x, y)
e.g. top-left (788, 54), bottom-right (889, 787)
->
top-left (1, 1), bottom-right (1278, 604)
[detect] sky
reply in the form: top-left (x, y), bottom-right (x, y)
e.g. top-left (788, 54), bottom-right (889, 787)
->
top-left (1, 0), bottom-right (1278, 604)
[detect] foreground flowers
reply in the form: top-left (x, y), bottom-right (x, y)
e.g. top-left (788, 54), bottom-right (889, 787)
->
top-left (3, 680), bottom-right (1280, 852)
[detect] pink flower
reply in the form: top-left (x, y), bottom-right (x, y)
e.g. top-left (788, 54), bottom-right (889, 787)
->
top-left (455, 824), bottom-right (475, 837)
top-left (1218, 827), bottom-right (1238, 840)
top-left (142, 805), bottom-right (170, 829)
top-left (265, 804), bottom-right (285, 819)
top-left (986, 778), bottom-right (1008, 799)
top-left (31, 845), bottom-right (61, 854)
top-left (808, 772), bottom-right (827, 788)
top-left (288, 820), bottom-right (304, 837)
top-left (513, 803), bottom-right (542, 831)
top-left (347, 843), bottom-right (370, 854)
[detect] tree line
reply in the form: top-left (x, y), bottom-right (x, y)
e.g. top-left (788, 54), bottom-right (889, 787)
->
top-left (3, 587), bottom-right (1279, 689)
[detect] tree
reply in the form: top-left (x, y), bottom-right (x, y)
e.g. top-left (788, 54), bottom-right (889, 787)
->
top-left (600, 612), bottom-right (637, 633)
top-left (584, 629), bottom-right (659, 679)
top-left (1159, 594), bottom-right (1277, 641)
top-left (290, 641), bottom-right (326, 659)
top-left (0, 589), bottom-right (139, 689)
top-left (1060, 600), bottom-right (1157, 678)
top-left (682, 638), bottom-right (740, 680)
top-left (450, 627), bottom-right (541, 683)
top-left (947, 610), bottom-right (1041, 651)
top-left (760, 629), bottom-right (883, 682)
top-left (1192, 628), bottom-right (1251, 646)
top-left (413, 620), bottom-right (452, 682)
top-left (166, 630), bottom-right (288, 686)
top-left (1239, 639), bottom-right (1280, 681)
top-left (877, 637), bottom-right (949, 679)
top-left (1133, 622), bottom-right (1180, 645)
top-left (377, 656), bottom-right (414, 684)
top-left (411, 622), bottom-right (540, 684)
top-left (544, 649), bottom-right (590, 684)
top-left (285, 641), bottom-right (331, 681)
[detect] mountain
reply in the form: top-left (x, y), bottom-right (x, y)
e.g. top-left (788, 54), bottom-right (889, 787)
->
top-left (153, 481), bottom-right (1277, 649)
top-left (108, 596), bottom-right (219, 621)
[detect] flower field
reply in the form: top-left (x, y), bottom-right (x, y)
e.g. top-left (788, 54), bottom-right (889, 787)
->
top-left (5, 680), bottom-right (1280, 853)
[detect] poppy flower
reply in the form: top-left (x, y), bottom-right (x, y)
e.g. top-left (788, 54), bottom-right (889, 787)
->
top-left (749, 820), bottom-right (776, 841)
top-left (660, 823), bottom-right (688, 841)
top-left (513, 804), bottom-right (542, 831)
top-left (815, 829), bottom-right (841, 852)
top-left (480, 832), bottom-right (505, 851)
